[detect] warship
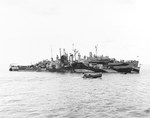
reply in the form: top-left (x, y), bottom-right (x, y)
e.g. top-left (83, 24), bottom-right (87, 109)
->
top-left (9, 47), bottom-right (140, 74)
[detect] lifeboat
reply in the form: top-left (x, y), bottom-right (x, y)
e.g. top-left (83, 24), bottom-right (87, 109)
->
top-left (83, 73), bottom-right (102, 79)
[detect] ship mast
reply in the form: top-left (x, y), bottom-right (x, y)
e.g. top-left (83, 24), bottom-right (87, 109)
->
top-left (95, 44), bottom-right (98, 57)
top-left (59, 48), bottom-right (61, 59)
top-left (51, 47), bottom-right (53, 59)
top-left (72, 43), bottom-right (78, 61)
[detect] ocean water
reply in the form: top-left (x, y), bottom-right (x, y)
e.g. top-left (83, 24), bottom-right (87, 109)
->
top-left (0, 65), bottom-right (150, 118)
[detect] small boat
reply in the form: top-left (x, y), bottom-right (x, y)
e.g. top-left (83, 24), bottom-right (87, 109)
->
top-left (83, 73), bottom-right (102, 79)
top-left (9, 64), bottom-right (19, 71)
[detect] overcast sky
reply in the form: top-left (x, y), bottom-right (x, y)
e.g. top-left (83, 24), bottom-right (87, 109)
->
top-left (0, 0), bottom-right (150, 66)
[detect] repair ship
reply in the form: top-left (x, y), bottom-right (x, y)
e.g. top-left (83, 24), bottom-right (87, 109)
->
top-left (9, 48), bottom-right (140, 73)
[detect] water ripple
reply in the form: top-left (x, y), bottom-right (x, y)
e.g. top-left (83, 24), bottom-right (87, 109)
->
top-left (0, 66), bottom-right (150, 117)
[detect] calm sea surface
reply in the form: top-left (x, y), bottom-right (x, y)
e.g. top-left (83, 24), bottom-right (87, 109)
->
top-left (0, 65), bottom-right (150, 118)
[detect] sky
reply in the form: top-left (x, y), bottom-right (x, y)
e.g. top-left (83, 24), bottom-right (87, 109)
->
top-left (0, 0), bottom-right (150, 67)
